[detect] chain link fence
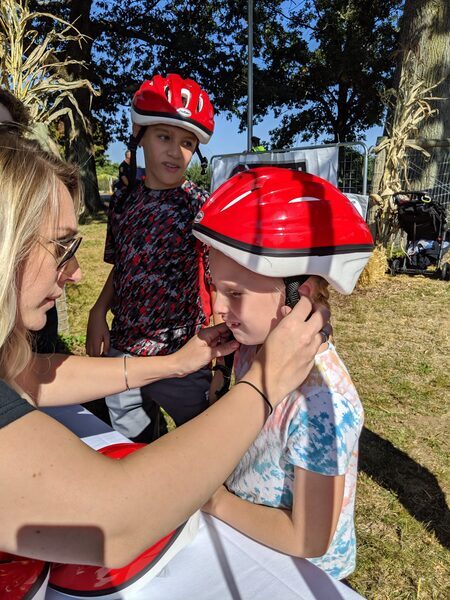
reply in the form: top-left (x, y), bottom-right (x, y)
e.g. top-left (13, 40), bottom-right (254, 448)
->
top-left (370, 140), bottom-right (450, 217)
top-left (403, 144), bottom-right (450, 216)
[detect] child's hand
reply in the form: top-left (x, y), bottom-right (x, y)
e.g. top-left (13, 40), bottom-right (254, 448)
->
top-left (86, 308), bottom-right (111, 356)
top-left (174, 324), bottom-right (239, 377)
top-left (202, 484), bottom-right (229, 516)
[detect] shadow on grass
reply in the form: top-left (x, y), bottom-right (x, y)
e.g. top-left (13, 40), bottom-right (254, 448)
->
top-left (359, 427), bottom-right (450, 549)
top-left (79, 205), bottom-right (109, 225)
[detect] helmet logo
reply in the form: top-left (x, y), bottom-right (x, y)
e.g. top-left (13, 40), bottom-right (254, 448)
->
top-left (194, 210), bottom-right (204, 223)
top-left (177, 107), bottom-right (192, 118)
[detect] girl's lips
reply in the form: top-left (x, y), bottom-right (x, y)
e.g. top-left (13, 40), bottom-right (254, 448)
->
top-left (163, 162), bottom-right (180, 171)
top-left (226, 321), bottom-right (240, 329)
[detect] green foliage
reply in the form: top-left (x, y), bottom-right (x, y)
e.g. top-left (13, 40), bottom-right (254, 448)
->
top-left (185, 160), bottom-right (212, 190)
top-left (28, 1), bottom-right (404, 149)
top-left (97, 158), bottom-right (119, 178)
top-left (265, 0), bottom-right (404, 146)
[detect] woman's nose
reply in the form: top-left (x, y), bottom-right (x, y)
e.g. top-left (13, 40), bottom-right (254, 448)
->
top-left (58, 257), bottom-right (82, 284)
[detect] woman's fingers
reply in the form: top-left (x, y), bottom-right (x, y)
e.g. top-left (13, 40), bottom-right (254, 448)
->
top-left (212, 338), bottom-right (240, 359)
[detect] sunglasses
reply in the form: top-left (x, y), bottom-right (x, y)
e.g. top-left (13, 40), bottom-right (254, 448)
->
top-left (40, 236), bottom-right (83, 270)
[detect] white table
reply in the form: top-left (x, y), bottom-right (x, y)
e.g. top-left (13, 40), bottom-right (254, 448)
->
top-left (43, 405), bottom-right (365, 600)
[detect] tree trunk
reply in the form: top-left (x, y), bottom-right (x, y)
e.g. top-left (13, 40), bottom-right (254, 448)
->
top-left (394, 0), bottom-right (450, 193)
top-left (65, 0), bottom-right (102, 214)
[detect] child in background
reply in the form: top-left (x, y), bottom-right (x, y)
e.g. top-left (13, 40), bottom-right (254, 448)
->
top-left (86, 74), bottom-right (215, 442)
top-left (194, 167), bottom-right (374, 580)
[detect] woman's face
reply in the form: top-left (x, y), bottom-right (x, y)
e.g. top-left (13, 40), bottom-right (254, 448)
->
top-left (18, 182), bottom-right (82, 331)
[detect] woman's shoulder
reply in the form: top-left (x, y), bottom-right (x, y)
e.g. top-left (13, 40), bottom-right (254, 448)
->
top-left (0, 379), bottom-right (35, 429)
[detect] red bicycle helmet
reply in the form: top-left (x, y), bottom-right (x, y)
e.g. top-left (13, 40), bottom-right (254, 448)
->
top-left (0, 553), bottom-right (49, 599)
top-left (193, 167), bottom-right (374, 294)
top-left (48, 443), bottom-right (200, 598)
top-left (131, 73), bottom-right (214, 144)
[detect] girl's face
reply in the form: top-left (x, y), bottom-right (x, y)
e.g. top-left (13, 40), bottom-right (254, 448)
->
top-left (210, 249), bottom-right (324, 346)
top-left (210, 249), bottom-right (286, 345)
top-left (18, 182), bottom-right (82, 331)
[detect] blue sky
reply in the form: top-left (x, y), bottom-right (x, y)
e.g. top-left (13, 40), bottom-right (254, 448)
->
top-left (107, 109), bottom-right (383, 166)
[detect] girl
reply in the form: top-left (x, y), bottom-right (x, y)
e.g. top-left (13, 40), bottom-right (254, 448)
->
top-left (194, 166), bottom-right (374, 580)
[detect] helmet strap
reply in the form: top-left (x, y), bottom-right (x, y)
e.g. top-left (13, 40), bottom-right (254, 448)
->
top-left (196, 146), bottom-right (208, 175)
top-left (127, 126), bottom-right (147, 191)
top-left (283, 275), bottom-right (309, 308)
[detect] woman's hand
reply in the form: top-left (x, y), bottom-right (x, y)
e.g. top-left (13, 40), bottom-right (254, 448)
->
top-left (173, 324), bottom-right (239, 378)
top-left (247, 296), bottom-right (330, 408)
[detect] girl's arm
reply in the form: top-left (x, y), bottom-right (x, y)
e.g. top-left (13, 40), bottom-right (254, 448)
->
top-left (17, 324), bottom-right (238, 407)
top-left (203, 468), bottom-right (345, 558)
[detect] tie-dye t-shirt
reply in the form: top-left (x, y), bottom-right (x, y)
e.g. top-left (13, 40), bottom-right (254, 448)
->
top-left (226, 342), bottom-right (363, 580)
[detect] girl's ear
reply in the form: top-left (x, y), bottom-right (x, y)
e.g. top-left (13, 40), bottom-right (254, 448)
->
top-left (298, 276), bottom-right (317, 299)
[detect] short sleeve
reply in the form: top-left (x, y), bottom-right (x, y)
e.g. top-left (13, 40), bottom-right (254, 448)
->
top-left (284, 390), bottom-right (362, 476)
top-left (0, 380), bottom-right (35, 429)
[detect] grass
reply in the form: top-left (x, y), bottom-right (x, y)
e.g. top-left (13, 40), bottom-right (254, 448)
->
top-left (65, 213), bottom-right (450, 599)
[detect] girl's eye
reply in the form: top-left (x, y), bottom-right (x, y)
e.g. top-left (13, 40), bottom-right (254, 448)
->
top-left (229, 291), bottom-right (243, 298)
top-left (183, 141), bottom-right (194, 149)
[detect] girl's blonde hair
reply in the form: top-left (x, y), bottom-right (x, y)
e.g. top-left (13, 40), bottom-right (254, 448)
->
top-left (0, 132), bottom-right (81, 383)
top-left (312, 277), bottom-right (331, 310)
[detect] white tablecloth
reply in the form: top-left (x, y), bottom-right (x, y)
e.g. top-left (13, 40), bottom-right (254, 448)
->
top-left (43, 405), bottom-right (365, 600)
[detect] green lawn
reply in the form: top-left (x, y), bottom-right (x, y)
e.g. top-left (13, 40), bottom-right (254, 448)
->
top-left (66, 214), bottom-right (450, 599)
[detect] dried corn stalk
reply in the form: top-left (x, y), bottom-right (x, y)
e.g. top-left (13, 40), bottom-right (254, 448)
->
top-left (0, 0), bottom-right (99, 140)
top-left (371, 51), bottom-right (441, 245)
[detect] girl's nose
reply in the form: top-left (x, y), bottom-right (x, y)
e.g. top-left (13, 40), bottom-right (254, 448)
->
top-left (213, 291), bottom-right (228, 317)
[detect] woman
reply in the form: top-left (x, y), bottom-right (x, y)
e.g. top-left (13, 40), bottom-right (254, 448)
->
top-left (0, 130), bottom-right (329, 568)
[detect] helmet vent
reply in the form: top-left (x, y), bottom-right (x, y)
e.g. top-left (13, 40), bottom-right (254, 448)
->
top-left (220, 190), bottom-right (252, 212)
top-left (164, 86), bottom-right (172, 103)
top-left (289, 196), bottom-right (321, 204)
top-left (181, 88), bottom-right (191, 108)
top-left (197, 95), bottom-right (204, 112)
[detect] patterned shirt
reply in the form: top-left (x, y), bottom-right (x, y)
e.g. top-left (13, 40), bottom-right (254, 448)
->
top-left (105, 181), bottom-right (210, 356)
top-left (226, 342), bottom-right (364, 580)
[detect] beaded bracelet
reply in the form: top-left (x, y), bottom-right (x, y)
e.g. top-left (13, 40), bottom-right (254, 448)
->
top-left (236, 380), bottom-right (273, 417)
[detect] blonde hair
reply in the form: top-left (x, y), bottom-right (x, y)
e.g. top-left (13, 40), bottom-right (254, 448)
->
top-left (0, 133), bottom-right (81, 383)
top-left (312, 277), bottom-right (330, 310)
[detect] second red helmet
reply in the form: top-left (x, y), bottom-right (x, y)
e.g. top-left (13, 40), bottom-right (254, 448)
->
top-left (131, 73), bottom-right (214, 144)
top-left (193, 167), bottom-right (374, 294)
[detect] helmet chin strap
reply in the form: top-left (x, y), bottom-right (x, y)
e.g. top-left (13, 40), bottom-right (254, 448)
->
top-left (283, 275), bottom-right (309, 308)
top-left (127, 126), bottom-right (147, 192)
top-left (196, 146), bottom-right (208, 175)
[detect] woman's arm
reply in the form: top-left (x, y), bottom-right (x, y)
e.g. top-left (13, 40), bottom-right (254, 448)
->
top-left (17, 324), bottom-right (239, 407)
top-left (203, 468), bottom-right (345, 558)
top-left (1, 297), bottom-right (328, 567)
